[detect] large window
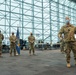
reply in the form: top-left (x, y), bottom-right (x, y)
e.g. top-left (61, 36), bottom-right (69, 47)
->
top-left (0, 0), bottom-right (76, 44)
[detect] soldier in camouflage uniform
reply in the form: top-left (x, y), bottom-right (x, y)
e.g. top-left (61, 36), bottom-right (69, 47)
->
top-left (28, 33), bottom-right (35, 55)
top-left (58, 17), bottom-right (76, 68)
top-left (0, 31), bottom-right (4, 57)
top-left (9, 32), bottom-right (17, 56)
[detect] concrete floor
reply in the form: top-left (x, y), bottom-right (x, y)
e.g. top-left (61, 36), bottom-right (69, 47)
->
top-left (0, 50), bottom-right (76, 75)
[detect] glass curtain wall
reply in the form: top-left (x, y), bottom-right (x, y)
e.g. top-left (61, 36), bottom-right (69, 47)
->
top-left (0, 0), bottom-right (76, 44)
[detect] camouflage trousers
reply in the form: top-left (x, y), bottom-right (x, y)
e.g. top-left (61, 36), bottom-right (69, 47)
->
top-left (0, 44), bottom-right (2, 55)
top-left (10, 42), bottom-right (16, 56)
top-left (65, 41), bottom-right (76, 63)
top-left (60, 42), bottom-right (65, 52)
top-left (29, 43), bottom-right (35, 54)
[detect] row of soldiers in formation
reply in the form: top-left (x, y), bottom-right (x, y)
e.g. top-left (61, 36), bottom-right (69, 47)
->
top-left (0, 32), bottom-right (35, 57)
top-left (0, 16), bottom-right (76, 68)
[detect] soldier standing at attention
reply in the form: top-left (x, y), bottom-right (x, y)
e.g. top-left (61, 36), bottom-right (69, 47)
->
top-left (28, 33), bottom-right (35, 56)
top-left (58, 17), bottom-right (76, 68)
top-left (0, 30), bottom-right (4, 57)
top-left (9, 32), bottom-right (17, 56)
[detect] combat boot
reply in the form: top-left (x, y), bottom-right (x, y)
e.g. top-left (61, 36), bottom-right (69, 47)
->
top-left (67, 63), bottom-right (71, 68)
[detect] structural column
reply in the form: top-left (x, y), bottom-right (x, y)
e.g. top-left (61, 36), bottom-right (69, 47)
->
top-left (32, 0), bottom-right (34, 34)
top-left (49, 0), bottom-right (52, 43)
top-left (57, 0), bottom-right (60, 42)
top-left (22, 0), bottom-right (24, 39)
top-left (42, 0), bottom-right (44, 41)
top-left (9, 0), bottom-right (11, 36)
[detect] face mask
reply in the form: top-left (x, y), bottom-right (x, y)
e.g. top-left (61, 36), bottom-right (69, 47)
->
top-left (66, 20), bottom-right (70, 24)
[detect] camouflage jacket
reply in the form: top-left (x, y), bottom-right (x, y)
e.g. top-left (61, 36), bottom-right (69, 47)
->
top-left (28, 35), bottom-right (35, 43)
top-left (58, 24), bottom-right (76, 42)
top-left (9, 35), bottom-right (16, 43)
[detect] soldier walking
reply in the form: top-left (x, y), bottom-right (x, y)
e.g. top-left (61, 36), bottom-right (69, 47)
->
top-left (58, 17), bottom-right (76, 68)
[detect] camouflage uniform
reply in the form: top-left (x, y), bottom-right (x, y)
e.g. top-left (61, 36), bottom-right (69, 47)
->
top-left (58, 24), bottom-right (76, 63)
top-left (0, 33), bottom-right (4, 56)
top-left (9, 35), bottom-right (16, 56)
top-left (28, 35), bottom-right (35, 55)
